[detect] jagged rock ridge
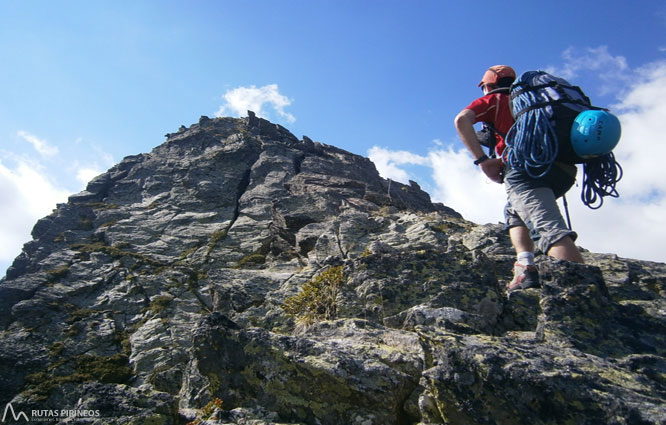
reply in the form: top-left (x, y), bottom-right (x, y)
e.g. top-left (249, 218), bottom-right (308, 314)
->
top-left (0, 113), bottom-right (665, 425)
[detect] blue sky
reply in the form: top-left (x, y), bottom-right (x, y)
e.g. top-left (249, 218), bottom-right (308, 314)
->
top-left (2, 0), bottom-right (666, 275)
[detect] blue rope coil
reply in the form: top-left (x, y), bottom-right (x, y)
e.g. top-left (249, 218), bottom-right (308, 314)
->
top-left (506, 77), bottom-right (560, 178)
top-left (506, 71), bottom-right (622, 209)
top-left (581, 153), bottom-right (623, 209)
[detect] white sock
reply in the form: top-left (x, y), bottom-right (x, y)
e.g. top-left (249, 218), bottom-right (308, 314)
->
top-left (517, 251), bottom-right (535, 266)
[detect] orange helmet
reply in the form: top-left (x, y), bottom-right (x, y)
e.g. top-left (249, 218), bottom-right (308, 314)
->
top-left (478, 65), bottom-right (516, 87)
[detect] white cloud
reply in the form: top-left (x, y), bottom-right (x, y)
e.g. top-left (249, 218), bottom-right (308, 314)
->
top-left (428, 147), bottom-right (506, 225)
top-left (76, 167), bottom-right (103, 186)
top-left (368, 146), bottom-right (429, 183)
top-left (0, 158), bottom-right (70, 267)
top-left (17, 130), bottom-right (59, 157)
top-left (547, 46), bottom-right (630, 95)
top-left (558, 45), bottom-right (629, 79)
top-left (0, 135), bottom-right (115, 275)
top-left (612, 61), bottom-right (666, 199)
top-left (369, 144), bottom-right (506, 225)
top-left (215, 84), bottom-right (295, 123)
top-left (69, 141), bottom-right (115, 189)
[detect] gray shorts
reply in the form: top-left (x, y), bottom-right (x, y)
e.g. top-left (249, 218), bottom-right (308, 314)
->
top-left (503, 164), bottom-right (577, 254)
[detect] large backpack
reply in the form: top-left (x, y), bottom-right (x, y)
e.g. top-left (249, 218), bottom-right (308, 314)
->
top-left (505, 70), bottom-right (622, 209)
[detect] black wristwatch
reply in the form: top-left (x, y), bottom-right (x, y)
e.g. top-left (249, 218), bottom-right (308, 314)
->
top-left (474, 154), bottom-right (489, 166)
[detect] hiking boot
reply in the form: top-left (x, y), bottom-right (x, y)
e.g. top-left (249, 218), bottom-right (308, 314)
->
top-left (507, 262), bottom-right (540, 292)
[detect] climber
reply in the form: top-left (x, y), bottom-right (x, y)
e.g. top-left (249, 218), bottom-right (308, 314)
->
top-left (454, 65), bottom-right (584, 293)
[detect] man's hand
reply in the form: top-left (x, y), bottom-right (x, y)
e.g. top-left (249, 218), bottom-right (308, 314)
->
top-left (454, 109), bottom-right (505, 183)
top-left (479, 158), bottom-right (504, 183)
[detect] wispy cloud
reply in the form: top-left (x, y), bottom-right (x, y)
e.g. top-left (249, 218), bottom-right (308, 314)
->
top-left (558, 45), bottom-right (629, 79)
top-left (0, 135), bottom-right (115, 274)
top-left (367, 146), bottom-right (429, 183)
top-left (546, 46), bottom-right (630, 96)
top-left (369, 144), bottom-right (506, 225)
top-left (76, 167), bottom-right (103, 186)
top-left (17, 130), bottom-right (59, 157)
top-left (369, 52), bottom-right (666, 262)
top-left (70, 142), bottom-right (115, 188)
top-left (215, 84), bottom-right (295, 123)
top-left (0, 158), bottom-right (70, 264)
top-left (427, 147), bottom-right (506, 224)
top-left (611, 61), bottom-right (666, 200)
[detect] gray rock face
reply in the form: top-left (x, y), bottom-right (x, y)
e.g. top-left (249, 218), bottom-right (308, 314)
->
top-left (1, 113), bottom-right (665, 425)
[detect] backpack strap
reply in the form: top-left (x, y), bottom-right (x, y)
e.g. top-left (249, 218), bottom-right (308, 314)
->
top-left (513, 99), bottom-right (596, 119)
top-left (511, 79), bottom-right (603, 119)
top-left (510, 80), bottom-right (587, 99)
top-left (475, 87), bottom-right (510, 157)
top-left (485, 87), bottom-right (511, 96)
top-left (479, 123), bottom-right (505, 158)
top-left (514, 101), bottom-right (609, 120)
top-left (483, 122), bottom-right (506, 140)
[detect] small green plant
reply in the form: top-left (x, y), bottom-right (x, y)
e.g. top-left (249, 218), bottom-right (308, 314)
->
top-left (202, 397), bottom-right (223, 417)
top-left (233, 253), bottom-right (266, 269)
top-left (186, 398), bottom-right (223, 425)
top-left (179, 245), bottom-right (200, 261)
top-left (147, 295), bottom-right (174, 315)
top-left (66, 308), bottom-right (94, 325)
top-left (77, 216), bottom-right (94, 231)
top-left (207, 373), bottom-right (221, 396)
top-left (47, 342), bottom-right (65, 357)
top-left (282, 266), bottom-right (345, 325)
top-left (65, 325), bottom-right (81, 337)
top-left (85, 201), bottom-right (120, 210)
top-left (429, 223), bottom-right (450, 233)
top-left (147, 200), bottom-right (161, 209)
top-left (70, 241), bottom-right (162, 267)
top-left (375, 206), bottom-right (394, 217)
top-left (23, 353), bottom-right (133, 401)
top-left (99, 219), bottom-right (119, 228)
top-left (46, 265), bottom-right (70, 282)
top-left (74, 353), bottom-right (133, 383)
top-left (206, 229), bottom-right (228, 255)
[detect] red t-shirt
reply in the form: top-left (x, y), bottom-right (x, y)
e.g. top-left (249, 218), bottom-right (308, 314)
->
top-left (465, 92), bottom-right (514, 156)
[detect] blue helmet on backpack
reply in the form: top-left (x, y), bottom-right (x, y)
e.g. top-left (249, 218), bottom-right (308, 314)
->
top-left (570, 110), bottom-right (622, 158)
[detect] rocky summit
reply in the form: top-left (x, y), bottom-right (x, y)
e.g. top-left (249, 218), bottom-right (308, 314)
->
top-left (1, 112), bottom-right (665, 425)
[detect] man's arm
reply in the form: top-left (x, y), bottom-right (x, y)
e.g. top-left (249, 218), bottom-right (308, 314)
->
top-left (454, 109), bottom-right (487, 160)
top-left (454, 108), bottom-right (504, 183)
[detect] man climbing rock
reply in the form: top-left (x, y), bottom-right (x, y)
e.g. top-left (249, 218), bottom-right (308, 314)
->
top-left (454, 65), bottom-right (584, 293)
